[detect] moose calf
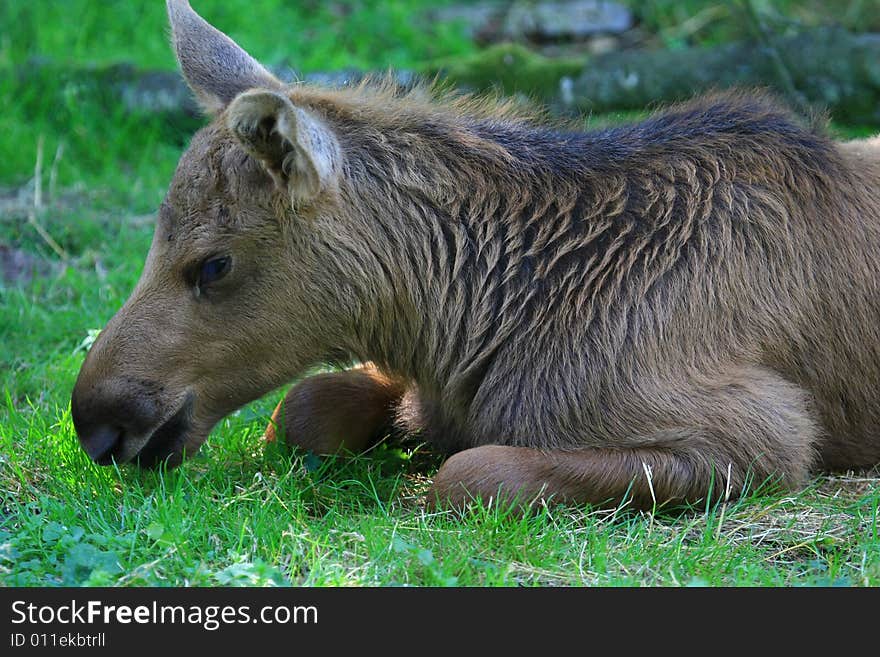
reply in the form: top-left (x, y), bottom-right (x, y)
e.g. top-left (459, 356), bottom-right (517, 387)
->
top-left (71, 0), bottom-right (880, 510)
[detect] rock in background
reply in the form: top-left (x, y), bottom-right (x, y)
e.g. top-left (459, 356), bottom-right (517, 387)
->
top-left (432, 0), bottom-right (633, 44)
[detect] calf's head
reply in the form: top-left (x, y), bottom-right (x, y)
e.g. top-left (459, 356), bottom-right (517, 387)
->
top-left (71, 0), bottom-right (347, 466)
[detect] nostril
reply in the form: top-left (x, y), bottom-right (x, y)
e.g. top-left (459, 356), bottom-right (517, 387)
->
top-left (71, 375), bottom-right (162, 465)
top-left (80, 425), bottom-right (122, 465)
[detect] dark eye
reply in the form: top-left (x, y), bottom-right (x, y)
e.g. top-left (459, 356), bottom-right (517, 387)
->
top-left (197, 255), bottom-right (231, 288)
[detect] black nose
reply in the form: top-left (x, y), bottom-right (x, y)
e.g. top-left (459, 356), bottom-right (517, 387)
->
top-left (79, 425), bottom-right (122, 464)
top-left (70, 374), bottom-right (160, 465)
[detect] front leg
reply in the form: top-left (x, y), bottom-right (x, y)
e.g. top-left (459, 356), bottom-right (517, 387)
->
top-left (264, 363), bottom-right (408, 454)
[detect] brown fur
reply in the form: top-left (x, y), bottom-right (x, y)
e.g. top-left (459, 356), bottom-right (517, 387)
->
top-left (264, 364), bottom-right (407, 455)
top-left (71, 0), bottom-right (880, 510)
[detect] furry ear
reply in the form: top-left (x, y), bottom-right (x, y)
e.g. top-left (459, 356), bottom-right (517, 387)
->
top-left (227, 90), bottom-right (342, 204)
top-left (166, 0), bottom-right (281, 114)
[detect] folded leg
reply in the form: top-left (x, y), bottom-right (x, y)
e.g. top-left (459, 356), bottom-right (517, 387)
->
top-left (264, 363), bottom-right (407, 454)
top-left (429, 366), bottom-right (820, 510)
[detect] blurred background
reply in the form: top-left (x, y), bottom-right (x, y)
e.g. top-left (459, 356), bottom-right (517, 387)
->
top-left (3, 0), bottom-right (880, 424)
top-left (3, 0), bottom-right (880, 212)
top-left (3, 1), bottom-right (880, 204)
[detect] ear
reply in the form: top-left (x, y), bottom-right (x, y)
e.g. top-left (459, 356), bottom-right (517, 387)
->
top-left (166, 0), bottom-right (281, 114)
top-left (226, 90), bottom-right (342, 204)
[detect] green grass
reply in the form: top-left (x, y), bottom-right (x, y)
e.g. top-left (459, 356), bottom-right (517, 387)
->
top-left (3, 360), bottom-right (879, 587)
top-left (0, 0), bottom-right (476, 71)
top-left (2, 1), bottom-right (880, 587)
top-left (623, 0), bottom-right (880, 50)
top-left (2, 386), bottom-right (878, 585)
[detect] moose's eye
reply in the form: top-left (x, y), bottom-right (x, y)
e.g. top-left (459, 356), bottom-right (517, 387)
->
top-left (197, 255), bottom-right (231, 288)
